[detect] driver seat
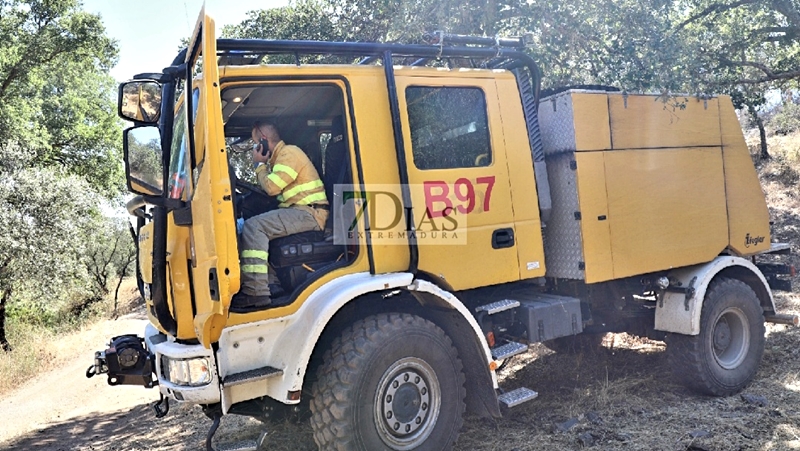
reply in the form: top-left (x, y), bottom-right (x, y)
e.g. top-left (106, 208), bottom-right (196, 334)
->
top-left (268, 116), bottom-right (348, 291)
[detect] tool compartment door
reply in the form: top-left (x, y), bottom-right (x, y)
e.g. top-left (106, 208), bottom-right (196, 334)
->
top-left (603, 147), bottom-right (729, 278)
top-left (396, 75), bottom-right (519, 290)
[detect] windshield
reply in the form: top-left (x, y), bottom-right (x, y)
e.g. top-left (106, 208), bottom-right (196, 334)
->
top-left (167, 101), bottom-right (189, 200)
top-left (167, 88), bottom-right (200, 200)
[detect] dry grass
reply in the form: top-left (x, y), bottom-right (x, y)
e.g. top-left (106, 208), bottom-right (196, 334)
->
top-left (0, 278), bottom-right (143, 396)
top-left (3, 134), bottom-right (800, 450)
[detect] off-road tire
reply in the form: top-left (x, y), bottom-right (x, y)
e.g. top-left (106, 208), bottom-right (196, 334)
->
top-left (542, 333), bottom-right (606, 354)
top-left (667, 278), bottom-right (766, 396)
top-left (310, 313), bottom-right (466, 451)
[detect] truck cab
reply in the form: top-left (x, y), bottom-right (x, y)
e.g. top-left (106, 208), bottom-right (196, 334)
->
top-left (90, 10), bottom-right (796, 451)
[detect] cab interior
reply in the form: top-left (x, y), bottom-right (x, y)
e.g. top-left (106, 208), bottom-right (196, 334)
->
top-left (221, 83), bottom-right (355, 310)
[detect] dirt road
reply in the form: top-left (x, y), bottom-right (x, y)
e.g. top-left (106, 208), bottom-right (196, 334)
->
top-left (0, 311), bottom-right (309, 451)
top-left (0, 315), bottom-right (164, 449)
top-left (1, 298), bottom-right (799, 451)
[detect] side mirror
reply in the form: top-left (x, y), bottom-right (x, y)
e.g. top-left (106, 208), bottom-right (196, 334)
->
top-left (124, 126), bottom-right (163, 196)
top-left (119, 80), bottom-right (162, 124)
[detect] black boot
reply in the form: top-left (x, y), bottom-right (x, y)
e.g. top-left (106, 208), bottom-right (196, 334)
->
top-left (231, 292), bottom-right (272, 309)
top-left (268, 283), bottom-right (286, 298)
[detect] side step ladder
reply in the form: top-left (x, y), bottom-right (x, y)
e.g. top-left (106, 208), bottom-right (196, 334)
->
top-left (222, 366), bottom-right (283, 388)
top-left (208, 415), bottom-right (268, 451)
top-left (477, 299), bottom-right (530, 361)
top-left (498, 387), bottom-right (539, 408)
top-left (476, 298), bottom-right (552, 410)
top-left (491, 341), bottom-right (528, 360)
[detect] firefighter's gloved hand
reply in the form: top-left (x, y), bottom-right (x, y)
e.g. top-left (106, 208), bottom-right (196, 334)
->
top-left (236, 217), bottom-right (244, 234)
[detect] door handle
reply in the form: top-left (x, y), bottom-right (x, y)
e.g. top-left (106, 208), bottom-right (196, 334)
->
top-left (492, 228), bottom-right (515, 249)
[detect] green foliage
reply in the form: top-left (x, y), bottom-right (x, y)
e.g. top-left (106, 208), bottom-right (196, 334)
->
top-left (771, 102), bottom-right (800, 135)
top-left (224, 0), bottom-right (799, 97)
top-left (224, 0), bottom-right (341, 41)
top-left (0, 163), bottom-right (99, 319)
top-left (0, 159), bottom-right (135, 333)
top-left (0, 1), bottom-right (127, 349)
top-left (0, 0), bottom-right (122, 194)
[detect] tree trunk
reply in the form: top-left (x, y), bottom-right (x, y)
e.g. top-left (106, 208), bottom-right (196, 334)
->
top-left (0, 288), bottom-right (11, 352)
top-left (483, 0), bottom-right (497, 36)
top-left (749, 105), bottom-right (770, 160)
top-left (113, 250), bottom-right (136, 318)
top-left (756, 114), bottom-right (769, 160)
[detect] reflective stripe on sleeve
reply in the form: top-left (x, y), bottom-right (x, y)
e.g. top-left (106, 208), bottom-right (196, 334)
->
top-left (272, 164), bottom-right (299, 181)
top-left (267, 172), bottom-right (289, 190)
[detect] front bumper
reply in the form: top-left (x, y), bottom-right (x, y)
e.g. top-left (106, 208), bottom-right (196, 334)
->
top-left (144, 324), bottom-right (222, 404)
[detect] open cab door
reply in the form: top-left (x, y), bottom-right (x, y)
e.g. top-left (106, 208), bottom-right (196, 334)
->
top-left (185, 9), bottom-right (239, 348)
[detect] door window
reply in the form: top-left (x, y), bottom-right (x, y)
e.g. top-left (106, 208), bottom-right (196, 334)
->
top-left (406, 86), bottom-right (492, 170)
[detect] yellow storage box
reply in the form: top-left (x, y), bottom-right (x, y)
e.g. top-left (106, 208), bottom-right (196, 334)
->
top-left (538, 90), bottom-right (770, 283)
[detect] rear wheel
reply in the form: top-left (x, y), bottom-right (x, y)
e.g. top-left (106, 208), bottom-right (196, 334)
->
top-left (310, 313), bottom-right (466, 450)
top-left (667, 278), bottom-right (765, 396)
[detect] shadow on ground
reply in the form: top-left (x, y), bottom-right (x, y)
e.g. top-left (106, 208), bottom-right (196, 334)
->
top-left (3, 324), bottom-right (797, 451)
top-left (0, 403), bottom-right (205, 451)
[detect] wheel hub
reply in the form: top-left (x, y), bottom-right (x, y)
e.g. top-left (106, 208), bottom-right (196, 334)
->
top-left (711, 308), bottom-right (750, 370)
top-left (375, 357), bottom-right (441, 450)
top-left (385, 373), bottom-right (429, 433)
top-left (713, 319), bottom-right (732, 352)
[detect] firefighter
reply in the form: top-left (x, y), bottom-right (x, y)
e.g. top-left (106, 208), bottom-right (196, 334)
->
top-left (233, 121), bottom-right (328, 308)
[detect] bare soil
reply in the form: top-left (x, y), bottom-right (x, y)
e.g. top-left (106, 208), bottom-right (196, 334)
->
top-left (1, 302), bottom-right (798, 451)
top-left (1, 152), bottom-right (799, 450)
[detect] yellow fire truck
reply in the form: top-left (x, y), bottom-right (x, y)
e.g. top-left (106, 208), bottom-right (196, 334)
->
top-left (88, 10), bottom-right (797, 451)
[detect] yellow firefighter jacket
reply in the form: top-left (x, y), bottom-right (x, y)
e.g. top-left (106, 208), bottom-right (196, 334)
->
top-left (255, 140), bottom-right (328, 210)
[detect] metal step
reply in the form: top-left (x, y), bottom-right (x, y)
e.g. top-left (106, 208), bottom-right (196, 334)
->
top-left (222, 366), bottom-right (283, 388)
top-left (491, 341), bottom-right (528, 360)
top-left (498, 387), bottom-right (539, 408)
top-left (217, 441), bottom-right (258, 451)
top-left (476, 299), bottom-right (520, 315)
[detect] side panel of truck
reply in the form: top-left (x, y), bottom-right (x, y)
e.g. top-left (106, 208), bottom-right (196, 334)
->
top-left (718, 96), bottom-right (772, 255)
top-left (603, 146), bottom-right (729, 277)
top-left (347, 69), bottom-right (411, 275)
top-left (397, 75), bottom-right (520, 290)
top-left (493, 77), bottom-right (546, 281)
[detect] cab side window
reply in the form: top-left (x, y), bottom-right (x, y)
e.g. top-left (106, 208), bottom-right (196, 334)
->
top-left (406, 86), bottom-right (492, 170)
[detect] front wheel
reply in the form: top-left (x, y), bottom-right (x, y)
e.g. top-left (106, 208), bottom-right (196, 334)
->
top-left (310, 313), bottom-right (466, 450)
top-left (667, 278), bottom-right (766, 396)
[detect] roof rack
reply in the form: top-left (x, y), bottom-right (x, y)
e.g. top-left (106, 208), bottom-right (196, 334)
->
top-left (212, 35), bottom-right (540, 98)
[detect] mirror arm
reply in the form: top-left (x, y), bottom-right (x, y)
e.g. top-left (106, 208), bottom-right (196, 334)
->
top-left (133, 72), bottom-right (165, 81)
top-left (132, 65), bottom-right (186, 83)
top-left (163, 63), bottom-right (187, 80)
top-left (126, 195), bottom-right (152, 219)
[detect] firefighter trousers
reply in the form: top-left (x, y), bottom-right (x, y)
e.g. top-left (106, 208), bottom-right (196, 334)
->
top-left (239, 206), bottom-right (326, 296)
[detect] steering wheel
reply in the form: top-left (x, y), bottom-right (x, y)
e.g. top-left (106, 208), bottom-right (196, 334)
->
top-left (235, 179), bottom-right (277, 218)
top-left (235, 179), bottom-right (263, 199)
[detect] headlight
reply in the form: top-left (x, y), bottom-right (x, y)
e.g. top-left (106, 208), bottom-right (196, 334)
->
top-left (162, 356), bottom-right (212, 386)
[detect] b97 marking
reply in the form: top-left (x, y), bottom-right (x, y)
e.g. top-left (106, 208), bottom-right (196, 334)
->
top-left (424, 176), bottom-right (495, 218)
